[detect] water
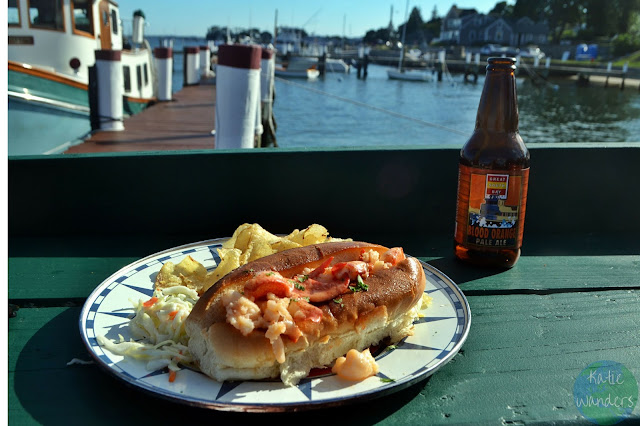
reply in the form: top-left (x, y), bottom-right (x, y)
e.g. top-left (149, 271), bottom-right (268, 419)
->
top-left (9, 36), bottom-right (640, 156)
top-left (270, 64), bottom-right (640, 147)
top-left (152, 36), bottom-right (640, 147)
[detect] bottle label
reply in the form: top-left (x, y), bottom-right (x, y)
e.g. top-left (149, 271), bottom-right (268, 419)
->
top-left (455, 165), bottom-right (529, 249)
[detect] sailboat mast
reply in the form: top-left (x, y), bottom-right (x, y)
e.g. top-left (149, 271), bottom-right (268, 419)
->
top-left (398, 0), bottom-right (409, 71)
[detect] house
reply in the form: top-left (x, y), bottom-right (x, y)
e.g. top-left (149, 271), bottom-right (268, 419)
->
top-left (440, 5), bottom-right (548, 46)
top-left (511, 17), bottom-right (548, 46)
top-left (440, 5), bottom-right (478, 43)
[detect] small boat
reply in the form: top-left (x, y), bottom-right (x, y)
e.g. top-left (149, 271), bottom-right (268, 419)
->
top-left (275, 56), bottom-right (320, 79)
top-left (325, 58), bottom-right (350, 73)
top-left (275, 66), bottom-right (320, 79)
top-left (386, 0), bottom-right (433, 82)
top-left (8, 1), bottom-right (157, 119)
top-left (387, 69), bottom-right (433, 81)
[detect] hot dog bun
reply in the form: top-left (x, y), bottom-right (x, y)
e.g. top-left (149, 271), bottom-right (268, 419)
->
top-left (185, 241), bottom-right (427, 386)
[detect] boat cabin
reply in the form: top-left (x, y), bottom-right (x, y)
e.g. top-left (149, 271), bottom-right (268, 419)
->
top-left (8, 0), bottom-right (155, 102)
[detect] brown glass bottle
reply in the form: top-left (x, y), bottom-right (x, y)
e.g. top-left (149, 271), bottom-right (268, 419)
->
top-left (454, 57), bottom-right (530, 268)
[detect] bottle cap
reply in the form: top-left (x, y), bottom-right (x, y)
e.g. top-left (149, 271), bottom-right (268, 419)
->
top-left (487, 57), bottom-right (517, 71)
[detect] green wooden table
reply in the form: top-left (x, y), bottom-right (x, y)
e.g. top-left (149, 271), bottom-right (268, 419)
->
top-left (8, 145), bottom-right (640, 424)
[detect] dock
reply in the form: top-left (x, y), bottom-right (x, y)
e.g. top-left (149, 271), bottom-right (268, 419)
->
top-left (65, 81), bottom-right (217, 154)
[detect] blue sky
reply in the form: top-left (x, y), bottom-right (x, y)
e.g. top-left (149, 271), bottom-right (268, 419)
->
top-left (119, 1), bottom-right (509, 37)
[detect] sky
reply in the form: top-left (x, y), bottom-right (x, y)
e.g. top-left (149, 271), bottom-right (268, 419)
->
top-left (118, 0), bottom-right (510, 38)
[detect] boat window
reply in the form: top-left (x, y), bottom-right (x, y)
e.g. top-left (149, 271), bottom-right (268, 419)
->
top-left (123, 65), bottom-right (131, 92)
top-left (136, 65), bottom-right (142, 91)
top-left (8, 0), bottom-right (20, 26)
top-left (111, 9), bottom-right (118, 35)
top-left (28, 0), bottom-right (64, 31)
top-left (143, 64), bottom-right (149, 86)
top-left (71, 0), bottom-right (93, 35)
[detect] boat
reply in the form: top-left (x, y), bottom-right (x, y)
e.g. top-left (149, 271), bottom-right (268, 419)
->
top-left (325, 58), bottom-right (350, 73)
top-left (274, 66), bottom-right (320, 79)
top-left (8, 1), bottom-right (157, 132)
top-left (275, 56), bottom-right (320, 79)
top-left (386, 0), bottom-right (433, 82)
top-left (387, 69), bottom-right (434, 81)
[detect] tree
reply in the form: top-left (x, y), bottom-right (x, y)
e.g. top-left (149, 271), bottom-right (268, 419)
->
top-left (364, 27), bottom-right (391, 44)
top-left (512, 0), bottom-right (585, 42)
top-left (584, 0), bottom-right (617, 37)
top-left (614, 0), bottom-right (640, 33)
top-left (489, 1), bottom-right (514, 17)
top-left (512, 0), bottom-right (545, 20)
top-left (397, 6), bottom-right (427, 44)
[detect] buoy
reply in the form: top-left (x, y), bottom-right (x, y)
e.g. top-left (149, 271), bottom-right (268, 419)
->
top-left (154, 47), bottom-right (173, 101)
top-left (215, 44), bottom-right (262, 149)
top-left (95, 50), bottom-right (124, 131)
top-left (183, 46), bottom-right (200, 86)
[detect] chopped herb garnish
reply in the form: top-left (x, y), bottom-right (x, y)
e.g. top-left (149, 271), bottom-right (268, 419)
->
top-left (294, 282), bottom-right (306, 291)
top-left (349, 275), bottom-right (369, 292)
top-left (333, 298), bottom-right (344, 307)
top-left (296, 275), bottom-right (309, 283)
top-left (380, 377), bottom-right (395, 383)
top-left (266, 272), bottom-right (275, 276)
top-left (386, 345), bottom-right (397, 351)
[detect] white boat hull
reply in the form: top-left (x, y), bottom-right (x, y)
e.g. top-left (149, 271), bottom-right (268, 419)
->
top-left (387, 69), bottom-right (434, 81)
top-left (275, 67), bottom-right (320, 79)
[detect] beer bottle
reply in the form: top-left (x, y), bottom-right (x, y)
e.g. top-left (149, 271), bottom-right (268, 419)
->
top-left (454, 57), bottom-right (530, 268)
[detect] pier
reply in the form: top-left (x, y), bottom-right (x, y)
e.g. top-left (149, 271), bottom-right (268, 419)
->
top-left (443, 58), bottom-right (640, 89)
top-left (65, 80), bottom-right (217, 154)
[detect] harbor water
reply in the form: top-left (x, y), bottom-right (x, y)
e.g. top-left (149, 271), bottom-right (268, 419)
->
top-left (163, 45), bottom-right (640, 148)
top-left (9, 37), bottom-right (640, 156)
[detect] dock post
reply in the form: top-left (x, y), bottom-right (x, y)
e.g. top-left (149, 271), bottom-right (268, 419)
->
top-left (260, 48), bottom-right (277, 147)
top-left (319, 51), bottom-right (326, 77)
top-left (94, 50), bottom-right (124, 131)
top-left (184, 46), bottom-right (200, 86)
top-left (154, 47), bottom-right (173, 101)
top-left (437, 50), bottom-right (445, 82)
top-left (363, 54), bottom-right (369, 80)
top-left (199, 45), bottom-right (212, 77)
top-left (215, 44), bottom-right (262, 149)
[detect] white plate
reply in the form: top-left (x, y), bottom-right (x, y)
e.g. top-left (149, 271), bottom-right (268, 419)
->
top-left (79, 238), bottom-right (471, 412)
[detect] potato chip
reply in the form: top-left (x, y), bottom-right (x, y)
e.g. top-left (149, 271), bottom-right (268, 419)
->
top-left (155, 255), bottom-right (209, 292)
top-left (159, 224), bottom-right (351, 295)
top-left (270, 239), bottom-right (301, 252)
top-left (204, 248), bottom-right (242, 292)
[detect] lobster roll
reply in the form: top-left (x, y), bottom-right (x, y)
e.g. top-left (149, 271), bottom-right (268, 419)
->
top-left (185, 241), bottom-right (427, 386)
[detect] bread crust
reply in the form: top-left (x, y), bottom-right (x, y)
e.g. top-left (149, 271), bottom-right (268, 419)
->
top-left (185, 241), bottom-right (426, 384)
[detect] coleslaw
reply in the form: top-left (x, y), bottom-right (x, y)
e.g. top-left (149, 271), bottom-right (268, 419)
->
top-left (96, 285), bottom-right (199, 380)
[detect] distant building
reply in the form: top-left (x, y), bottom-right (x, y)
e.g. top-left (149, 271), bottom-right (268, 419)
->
top-left (440, 5), bottom-right (548, 46)
top-left (440, 6), bottom-right (477, 43)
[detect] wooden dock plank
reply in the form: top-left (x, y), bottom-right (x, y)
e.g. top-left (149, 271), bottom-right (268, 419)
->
top-left (65, 82), bottom-right (216, 154)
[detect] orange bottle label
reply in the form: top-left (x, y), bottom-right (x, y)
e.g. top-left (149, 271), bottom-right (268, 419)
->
top-left (455, 165), bottom-right (529, 249)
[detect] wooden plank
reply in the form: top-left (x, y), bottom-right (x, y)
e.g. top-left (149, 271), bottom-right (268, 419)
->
top-left (9, 289), bottom-right (640, 424)
top-left (8, 146), bottom-right (640, 240)
top-left (64, 83), bottom-right (216, 153)
top-left (8, 254), bottom-right (640, 301)
top-left (393, 290), bottom-right (640, 424)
